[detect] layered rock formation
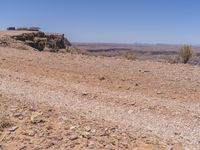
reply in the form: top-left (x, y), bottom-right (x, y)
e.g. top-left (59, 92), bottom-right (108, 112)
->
top-left (12, 32), bottom-right (72, 51)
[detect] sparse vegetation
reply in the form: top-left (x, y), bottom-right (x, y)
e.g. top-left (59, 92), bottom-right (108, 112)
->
top-left (0, 116), bottom-right (12, 131)
top-left (168, 55), bottom-right (178, 64)
top-left (0, 102), bottom-right (13, 131)
top-left (125, 52), bottom-right (137, 60)
top-left (179, 45), bottom-right (195, 64)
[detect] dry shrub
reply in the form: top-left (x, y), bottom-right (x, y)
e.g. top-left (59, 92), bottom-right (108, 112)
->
top-left (168, 56), bottom-right (178, 64)
top-left (125, 52), bottom-right (137, 60)
top-left (0, 115), bottom-right (12, 131)
top-left (179, 45), bottom-right (195, 64)
top-left (0, 106), bottom-right (13, 131)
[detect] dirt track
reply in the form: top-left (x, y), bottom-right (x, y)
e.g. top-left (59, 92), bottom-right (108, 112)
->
top-left (0, 47), bottom-right (200, 149)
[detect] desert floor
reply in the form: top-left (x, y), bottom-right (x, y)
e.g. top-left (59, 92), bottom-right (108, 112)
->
top-left (0, 46), bottom-right (200, 149)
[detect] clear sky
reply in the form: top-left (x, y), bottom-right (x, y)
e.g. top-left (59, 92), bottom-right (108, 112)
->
top-left (0, 0), bottom-right (200, 44)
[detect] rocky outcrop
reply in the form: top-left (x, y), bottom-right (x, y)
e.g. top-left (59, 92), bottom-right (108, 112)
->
top-left (12, 32), bottom-right (72, 51)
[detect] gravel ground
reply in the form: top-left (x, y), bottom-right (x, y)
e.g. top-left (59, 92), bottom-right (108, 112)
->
top-left (0, 45), bottom-right (200, 149)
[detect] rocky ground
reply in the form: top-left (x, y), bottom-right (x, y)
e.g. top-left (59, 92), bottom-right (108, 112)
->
top-left (0, 94), bottom-right (166, 150)
top-left (0, 31), bottom-right (200, 149)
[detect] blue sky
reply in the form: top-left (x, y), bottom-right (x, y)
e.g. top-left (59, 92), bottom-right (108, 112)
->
top-left (0, 0), bottom-right (200, 44)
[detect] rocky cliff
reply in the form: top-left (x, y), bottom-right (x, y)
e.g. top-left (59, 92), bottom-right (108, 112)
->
top-left (12, 31), bottom-right (72, 51)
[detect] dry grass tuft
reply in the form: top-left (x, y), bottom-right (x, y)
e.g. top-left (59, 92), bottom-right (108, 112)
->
top-left (179, 45), bottom-right (195, 64)
top-left (125, 52), bottom-right (137, 61)
top-left (0, 107), bottom-right (13, 131)
top-left (0, 116), bottom-right (13, 131)
top-left (168, 56), bottom-right (178, 64)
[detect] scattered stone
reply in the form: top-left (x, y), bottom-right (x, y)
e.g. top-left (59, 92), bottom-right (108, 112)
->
top-left (174, 132), bottom-right (181, 135)
top-left (105, 144), bottom-right (115, 150)
top-left (31, 112), bottom-right (43, 124)
top-left (128, 110), bottom-right (134, 114)
top-left (39, 132), bottom-right (44, 137)
top-left (69, 135), bottom-right (78, 141)
top-left (156, 91), bottom-right (163, 94)
top-left (126, 87), bottom-right (131, 90)
top-left (34, 147), bottom-right (42, 150)
top-left (65, 143), bottom-right (75, 149)
top-left (25, 130), bottom-right (36, 137)
top-left (19, 145), bottom-right (27, 150)
top-left (130, 102), bottom-right (136, 106)
top-left (81, 132), bottom-right (91, 139)
top-left (91, 129), bottom-right (96, 133)
top-left (82, 92), bottom-right (88, 96)
top-left (24, 80), bottom-right (30, 83)
top-left (87, 141), bottom-right (95, 149)
top-left (48, 108), bottom-right (53, 112)
top-left (84, 126), bottom-right (91, 132)
top-left (45, 142), bottom-right (55, 149)
top-left (13, 113), bottom-right (22, 118)
top-left (99, 77), bottom-right (106, 81)
top-left (9, 126), bottom-right (18, 132)
top-left (29, 107), bottom-right (37, 112)
top-left (70, 126), bottom-right (77, 130)
top-left (56, 136), bottom-right (63, 141)
top-left (18, 116), bottom-right (23, 120)
top-left (46, 125), bottom-right (53, 130)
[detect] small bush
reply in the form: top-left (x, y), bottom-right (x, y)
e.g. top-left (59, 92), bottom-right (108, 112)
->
top-left (168, 56), bottom-right (178, 64)
top-left (37, 41), bottom-right (46, 51)
top-left (125, 52), bottom-right (137, 60)
top-left (179, 45), bottom-right (195, 64)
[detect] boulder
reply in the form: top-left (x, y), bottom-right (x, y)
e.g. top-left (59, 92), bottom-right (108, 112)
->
top-left (13, 35), bottom-right (26, 41)
top-left (25, 40), bottom-right (35, 48)
top-left (34, 38), bottom-right (47, 51)
top-left (35, 32), bottom-right (45, 38)
top-left (46, 34), bottom-right (66, 49)
top-left (23, 33), bottom-right (35, 41)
